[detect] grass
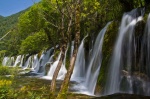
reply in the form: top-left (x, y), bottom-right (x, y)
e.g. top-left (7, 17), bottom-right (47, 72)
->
top-left (0, 65), bottom-right (94, 99)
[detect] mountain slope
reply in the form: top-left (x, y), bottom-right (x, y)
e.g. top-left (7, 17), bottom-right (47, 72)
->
top-left (0, 8), bottom-right (29, 37)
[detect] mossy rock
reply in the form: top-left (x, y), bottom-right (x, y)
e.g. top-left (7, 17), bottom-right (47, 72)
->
top-left (135, 20), bottom-right (145, 37)
top-left (96, 21), bottom-right (120, 94)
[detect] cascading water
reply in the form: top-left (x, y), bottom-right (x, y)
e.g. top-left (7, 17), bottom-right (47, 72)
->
top-left (71, 22), bottom-right (111, 95)
top-left (46, 52), bottom-right (62, 79)
top-left (22, 55), bottom-right (32, 69)
top-left (104, 8), bottom-right (144, 95)
top-left (31, 54), bottom-right (40, 73)
top-left (13, 55), bottom-right (22, 66)
top-left (85, 22), bottom-right (111, 95)
top-left (57, 45), bottom-right (68, 79)
top-left (2, 57), bottom-right (14, 66)
top-left (2, 57), bottom-right (9, 66)
top-left (71, 37), bottom-right (87, 82)
top-left (46, 46), bottom-right (68, 80)
top-left (19, 55), bottom-right (24, 67)
top-left (70, 41), bottom-right (74, 58)
top-left (37, 48), bottom-right (54, 75)
top-left (39, 48), bottom-right (54, 67)
top-left (10, 57), bottom-right (15, 66)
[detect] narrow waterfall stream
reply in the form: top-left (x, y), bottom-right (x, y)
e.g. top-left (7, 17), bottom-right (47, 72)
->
top-left (13, 55), bottom-right (22, 66)
top-left (71, 22), bottom-right (111, 95)
top-left (2, 57), bottom-right (14, 66)
top-left (71, 37), bottom-right (86, 82)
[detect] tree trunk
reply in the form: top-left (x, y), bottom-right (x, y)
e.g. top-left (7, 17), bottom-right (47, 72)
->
top-left (57, 0), bottom-right (80, 98)
top-left (50, 44), bottom-right (66, 99)
top-left (57, 49), bottom-right (78, 99)
top-left (50, 6), bottom-right (66, 98)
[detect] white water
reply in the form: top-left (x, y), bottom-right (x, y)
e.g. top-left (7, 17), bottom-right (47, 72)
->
top-left (71, 37), bottom-right (86, 82)
top-left (31, 54), bottom-right (40, 73)
top-left (2, 57), bottom-right (14, 66)
top-left (2, 57), bottom-right (9, 66)
top-left (44, 46), bottom-right (68, 80)
top-left (43, 52), bottom-right (61, 79)
top-left (71, 22), bottom-right (111, 95)
top-left (104, 9), bottom-right (143, 95)
top-left (70, 41), bottom-right (74, 58)
top-left (22, 56), bottom-right (32, 69)
top-left (13, 55), bottom-right (22, 66)
top-left (37, 47), bottom-right (54, 76)
top-left (57, 49), bottom-right (67, 79)
top-left (19, 55), bottom-right (24, 67)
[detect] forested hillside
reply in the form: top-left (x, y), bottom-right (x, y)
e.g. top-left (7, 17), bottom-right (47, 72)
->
top-left (0, 8), bottom-right (29, 56)
top-left (0, 15), bottom-right (4, 19)
top-left (0, 9), bottom-right (28, 37)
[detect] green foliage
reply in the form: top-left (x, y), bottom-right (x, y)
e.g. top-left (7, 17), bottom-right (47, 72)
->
top-left (0, 9), bottom-right (30, 56)
top-left (18, 5), bottom-right (44, 40)
top-left (20, 30), bottom-right (49, 54)
top-left (0, 66), bottom-right (12, 75)
top-left (0, 50), bottom-right (6, 64)
top-left (0, 79), bottom-right (12, 99)
top-left (0, 66), bottom-right (18, 75)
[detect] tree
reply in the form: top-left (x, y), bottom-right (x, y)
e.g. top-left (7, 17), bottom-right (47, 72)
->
top-left (19, 29), bottom-right (49, 54)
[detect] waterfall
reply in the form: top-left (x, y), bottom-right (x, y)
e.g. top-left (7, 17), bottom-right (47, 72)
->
top-left (13, 55), bottom-right (22, 66)
top-left (31, 54), bottom-right (40, 73)
top-left (39, 48), bottom-right (54, 67)
top-left (71, 36), bottom-right (87, 82)
top-left (71, 22), bottom-right (111, 95)
top-left (85, 22), bottom-right (111, 95)
top-left (22, 55), bottom-right (32, 69)
top-left (19, 55), bottom-right (25, 67)
top-left (2, 57), bottom-right (9, 66)
top-left (46, 52), bottom-right (61, 79)
top-left (45, 45), bottom-right (68, 80)
top-left (70, 41), bottom-right (74, 58)
top-left (104, 8), bottom-right (144, 95)
top-left (36, 48), bottom-right (54, 75)
top-left (57, 45), bottom-right (68, 79)
top-left (2, 57), bottom-right (14, 66)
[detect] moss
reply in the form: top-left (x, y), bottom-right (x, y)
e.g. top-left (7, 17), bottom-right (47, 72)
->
top-left (65, 45), bottom-right (71, 70)
top-left (97, 21), bottom-right (119, 93)
top-left (38, 51), bottom-right (43, 59)
top-left (135, 20), bottom-right (146, 37)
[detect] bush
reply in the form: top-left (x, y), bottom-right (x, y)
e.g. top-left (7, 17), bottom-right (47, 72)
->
top-left (0, 66), bottom-right (18, 75)
top-left (0, 80), bottom-right (12, 99)
top-left (0, 66), bottom-right (11, 75)
top-left (20, 29), bottom-right (49, 54)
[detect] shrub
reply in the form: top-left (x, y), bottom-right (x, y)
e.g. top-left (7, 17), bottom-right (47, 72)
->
top-left (0, 66), bottom-right (18, 75)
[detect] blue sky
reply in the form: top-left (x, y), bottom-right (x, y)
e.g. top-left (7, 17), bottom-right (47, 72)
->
top-left (0, 0), bottom-right (40, 17)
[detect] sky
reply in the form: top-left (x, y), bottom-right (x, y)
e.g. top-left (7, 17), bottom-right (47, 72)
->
top-left (0, 0), bottom-right (40, 17)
